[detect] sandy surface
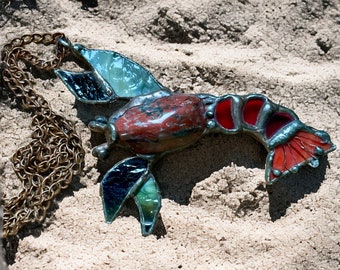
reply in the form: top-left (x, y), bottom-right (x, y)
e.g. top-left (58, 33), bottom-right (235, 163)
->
top-left (1, 0), bottom-right (339, 269)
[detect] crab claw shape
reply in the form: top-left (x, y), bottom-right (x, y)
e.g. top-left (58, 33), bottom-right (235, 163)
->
top-left (100, 156), bottom-right (161, 236)
top-left (55, 41), bottom-right (164, 103)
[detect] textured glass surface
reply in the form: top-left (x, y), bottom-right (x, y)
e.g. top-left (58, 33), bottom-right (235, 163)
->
top-left (101, 157), bottom-right (148, 223)
top-left (55, 70), bottom-right (112, 102)
top-left (79, 47), bottom-right (163, 98)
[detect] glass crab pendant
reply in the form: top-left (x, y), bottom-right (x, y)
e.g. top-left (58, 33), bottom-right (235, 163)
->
top-left (55, 38), bottom-right (336, 236)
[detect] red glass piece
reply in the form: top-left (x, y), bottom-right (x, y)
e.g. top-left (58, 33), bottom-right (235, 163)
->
top-left (215, 98), bottom-right (235, 130)
top-left (295, 131), bottom-right (333, 151)
top-left (269, 130), bottom-right (334, 181)
top-left (115, 94), bottom-right (206, 154)
top-left (272, 144), bottom-right (286, 172)
top-left (265, 112), bottom-right (294, 138)
top-left (242, 98), bottom-right (264, 126)
top-left (284, 144), bottom-right (303, 170)
top-left (288, 139), bottom-right (313, 161)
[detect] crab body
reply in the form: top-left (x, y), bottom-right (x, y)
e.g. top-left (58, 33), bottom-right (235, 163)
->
top-left (113, 92), bottom-right (207, 154)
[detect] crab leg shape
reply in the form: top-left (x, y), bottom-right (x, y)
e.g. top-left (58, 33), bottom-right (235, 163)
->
top-left (100, 156), bottom-right (161, 236)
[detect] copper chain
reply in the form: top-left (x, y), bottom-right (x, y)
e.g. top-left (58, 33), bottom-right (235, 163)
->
top-left (1, 33), bottom-right (85, 237)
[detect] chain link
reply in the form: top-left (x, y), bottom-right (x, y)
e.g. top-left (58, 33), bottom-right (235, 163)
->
top-left (1, 33), bottom-right (85, 237)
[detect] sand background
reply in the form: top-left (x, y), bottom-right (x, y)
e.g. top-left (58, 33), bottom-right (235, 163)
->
top-left (0, 0), bottom-right (339, 269)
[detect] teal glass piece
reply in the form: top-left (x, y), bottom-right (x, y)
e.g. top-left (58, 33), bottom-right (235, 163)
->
top-left (75, 44), bottom-right (164, 98)
top-left (101, 157), bottom-right (149, 223)
top-left (134, 174), bottom-right (161, 236)
top-left (54, 69), bottom-right (114, 103)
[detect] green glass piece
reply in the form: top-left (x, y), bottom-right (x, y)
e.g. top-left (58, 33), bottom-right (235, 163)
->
top-left (134, 174), bottom-right (162, 236)
top-left (75, 44), bottom-right (164, 98)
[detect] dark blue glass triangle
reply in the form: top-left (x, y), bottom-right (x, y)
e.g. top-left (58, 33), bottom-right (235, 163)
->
top-left (55, 69), bottom-right (114, 103)
top-left (101, 157), bottom-right (149, 223)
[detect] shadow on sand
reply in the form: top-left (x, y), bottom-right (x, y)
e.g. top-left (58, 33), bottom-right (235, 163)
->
top-left (3, 99), bottom-right (328, 261)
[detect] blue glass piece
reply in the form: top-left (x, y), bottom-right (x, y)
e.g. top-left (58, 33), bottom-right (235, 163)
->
top-left (74, 44), bottom-right (164, 98)
top-left (54, 69), bottom-right (115, 103)
top-left (134, 174), bottom-right (161, 236)
top-left (101, 157), bottom-right (149, 223)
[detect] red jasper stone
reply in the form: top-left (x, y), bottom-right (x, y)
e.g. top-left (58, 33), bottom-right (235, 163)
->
top-left (115, 94), bottom-right (207, 154)
top-left (215, 97), bottom-right (235, 130)
top-left (242, 98), bottom-right (264, 126)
